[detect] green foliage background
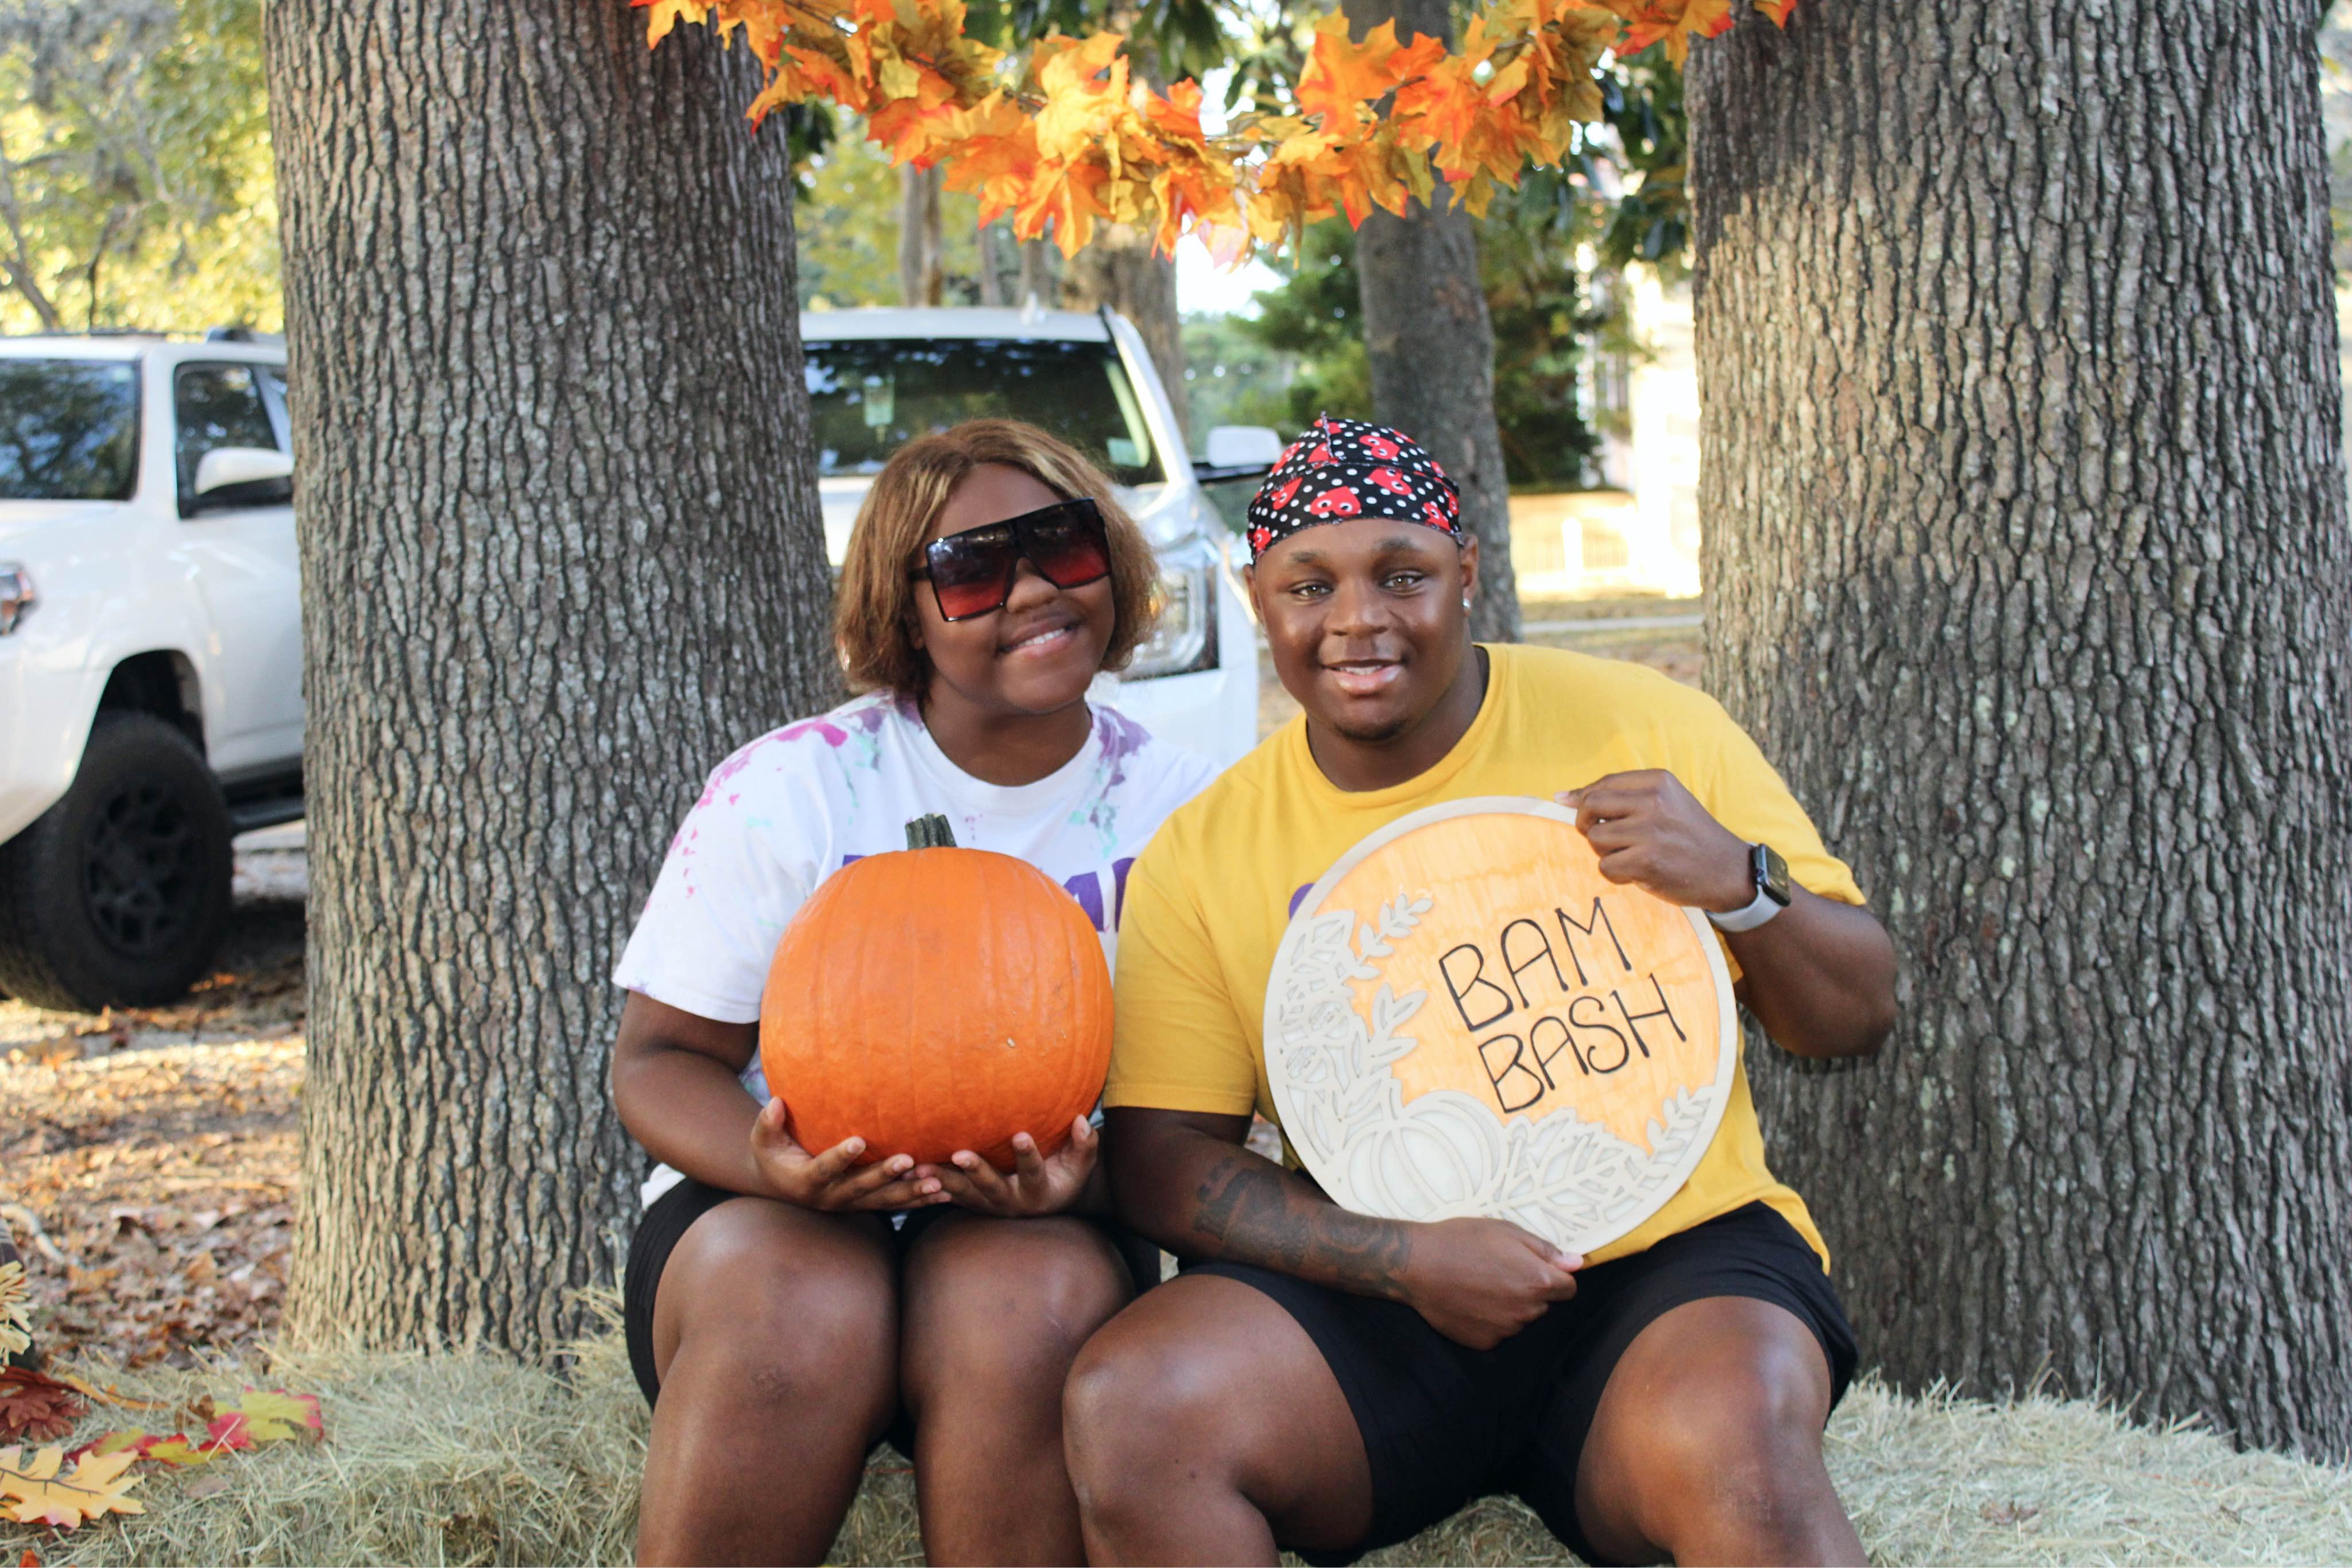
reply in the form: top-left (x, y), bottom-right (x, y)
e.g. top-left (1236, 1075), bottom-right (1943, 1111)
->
top-left (0, 0), bottom-right (279, 335)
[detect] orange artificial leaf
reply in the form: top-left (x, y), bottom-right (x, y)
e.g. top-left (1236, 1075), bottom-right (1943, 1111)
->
top-left (22, 1547), bottom-right (41, 1566)
top-left (0, 1445), bottom-right (145, 1530)
top-left (1754, 0), bottom-right (1797, 21)
top-left (636, 0), bottom-right (1800, 261)
top-left (43, 1372), bottom-right (169, 1413)
top-left (635, 0), bottom-right (709, 45)
top-left (0, 1370), bottom-right (86, 1445)
top-left (1589, 0), bottom-right (1735, 63)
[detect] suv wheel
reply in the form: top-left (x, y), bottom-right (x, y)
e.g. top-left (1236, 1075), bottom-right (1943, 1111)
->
top-left (0, 712), bottom-right (234, 1012)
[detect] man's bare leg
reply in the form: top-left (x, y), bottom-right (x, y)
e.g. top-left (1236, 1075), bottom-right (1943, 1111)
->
top-left (1063, 1273), bottom-right (1375, 1566)
top-left (1568, 1297), bottom-right (1861, 1567)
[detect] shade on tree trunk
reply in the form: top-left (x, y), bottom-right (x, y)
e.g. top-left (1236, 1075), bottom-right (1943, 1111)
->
top-left (899, 161), bottom-right (945, 306)
top-left (1690, 2), bottom-right (2352, 1457)
top-left (1062, 223), bottom-right (1190, 440)
top-left (264, 2), bottom-right (835, 1351)
top-left (1336, 0), bottom-right (1519, 642)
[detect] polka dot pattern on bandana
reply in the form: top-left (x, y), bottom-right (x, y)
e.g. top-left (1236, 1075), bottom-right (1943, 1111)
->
top-left (1243, 413), bottom-right (1464, 561)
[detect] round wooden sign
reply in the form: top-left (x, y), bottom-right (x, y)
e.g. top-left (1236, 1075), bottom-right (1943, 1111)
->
top-left (1263, 797), bottom-right (1739, 1255)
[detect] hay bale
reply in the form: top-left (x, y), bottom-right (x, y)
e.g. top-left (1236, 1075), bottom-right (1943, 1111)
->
top-left (9, 1305), bottom-right (2347, 1566)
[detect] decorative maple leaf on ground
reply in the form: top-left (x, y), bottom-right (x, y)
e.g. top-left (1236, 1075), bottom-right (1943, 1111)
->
top-left (0, 1370), bottom-right (86, 1445)
top-left (0, 1445), bottom-right (144, 1528)
top-left (66, 1428), bottom-right (248, 1468)
top-left (191, 1388), bottom-right (324, 1446)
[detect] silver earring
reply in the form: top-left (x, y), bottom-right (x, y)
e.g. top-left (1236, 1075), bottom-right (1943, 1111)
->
top-left (1461, 597), bottom-right (1472, 610)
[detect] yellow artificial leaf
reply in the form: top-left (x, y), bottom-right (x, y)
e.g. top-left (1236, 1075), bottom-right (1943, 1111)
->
top-left (0, 1445), bottom-right (145, 1530)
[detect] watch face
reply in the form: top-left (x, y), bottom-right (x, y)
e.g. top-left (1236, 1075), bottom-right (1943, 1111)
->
top-left (1756, 843), bottom-right (1793, 906)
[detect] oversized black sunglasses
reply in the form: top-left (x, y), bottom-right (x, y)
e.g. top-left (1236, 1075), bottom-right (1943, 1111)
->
top-left (910, 497), bottom-right (1113, 622)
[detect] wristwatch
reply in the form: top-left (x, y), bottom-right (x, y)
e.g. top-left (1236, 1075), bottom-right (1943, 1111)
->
top-left (1707, 842), bottom-right (1792, 932)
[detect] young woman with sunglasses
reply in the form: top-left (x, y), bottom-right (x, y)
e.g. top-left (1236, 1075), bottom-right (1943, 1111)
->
top-left (607, 420), bottom-right (1216, 1566)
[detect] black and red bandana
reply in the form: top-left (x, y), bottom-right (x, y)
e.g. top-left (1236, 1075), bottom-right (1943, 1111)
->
top-left (1243, 414), bottom-right (1464, 562)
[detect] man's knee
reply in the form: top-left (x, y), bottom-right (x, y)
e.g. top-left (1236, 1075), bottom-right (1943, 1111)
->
top-left (1633, 1330), bottom-right (1835, 1543)
top-left (1063, 1315), bottom-right (1240, 1505)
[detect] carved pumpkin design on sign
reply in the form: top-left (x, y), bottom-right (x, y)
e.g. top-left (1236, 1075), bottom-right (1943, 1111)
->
top-left (1263, 797), bottom-right (1738, 1255)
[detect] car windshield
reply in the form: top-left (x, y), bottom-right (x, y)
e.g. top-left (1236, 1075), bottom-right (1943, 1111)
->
top-left (803, 338), bottom-right (1161, 486)
top-left (0, 359), bottom-right (141, 501)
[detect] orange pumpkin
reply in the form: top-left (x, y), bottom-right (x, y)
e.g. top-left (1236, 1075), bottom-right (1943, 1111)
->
top-left (758, 815), bottom-right (1112, 1171)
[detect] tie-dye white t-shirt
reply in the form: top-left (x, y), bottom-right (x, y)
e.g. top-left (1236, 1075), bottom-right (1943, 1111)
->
top-left (614, 690), bottom-right (1218, 1205)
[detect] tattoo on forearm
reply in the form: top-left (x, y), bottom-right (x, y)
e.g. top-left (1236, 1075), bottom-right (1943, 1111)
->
top-left (1191, 1153), bottom-right (1413, 1295)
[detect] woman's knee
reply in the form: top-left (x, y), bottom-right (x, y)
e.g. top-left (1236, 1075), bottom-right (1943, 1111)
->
top-left (901, 1217), bottom-right (1129, 1413)
top-left (662, 1202), bottom-right (897, 1408)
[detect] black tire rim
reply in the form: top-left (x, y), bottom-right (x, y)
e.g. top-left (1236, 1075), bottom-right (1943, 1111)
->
top-left (81, 780), bottom-right (202, 958)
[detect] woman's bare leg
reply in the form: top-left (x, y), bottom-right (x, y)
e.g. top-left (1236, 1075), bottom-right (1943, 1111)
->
top-left (636, 1198), bottom-right (898, 1566)
top-left (899, 1214), bottom-right (1131, 1565)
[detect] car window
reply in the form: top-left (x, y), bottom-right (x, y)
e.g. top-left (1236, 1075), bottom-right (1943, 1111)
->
top-left (803, 338), bottom-right (1160, 486)
top-left (175, 363), bottom-right (283, 500)
top-left (257, 365), bottom-right (292, 451)
top-left (0, 359), bottom-right (141, 501)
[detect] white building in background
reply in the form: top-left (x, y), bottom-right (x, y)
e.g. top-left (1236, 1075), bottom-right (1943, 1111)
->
top-left (1510, 263), bottom-right (1704, 602)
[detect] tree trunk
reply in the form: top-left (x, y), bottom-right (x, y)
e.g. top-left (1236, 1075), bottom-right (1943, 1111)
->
top-left (1690, 2), bottom-right (2352, 1458)
top-left (898, 161), bottom-right (943, 307)
top-left (264, 2), bottom-right (835, 1352)
top-left (1017, 235), bottom-right (1057, 309)
top-left (1337, 0), bottom-right (1518, 642)
top-left (1061, 223), bottom-right (1190, 440)
top-left (976, 219), bottom-right (1007, 307)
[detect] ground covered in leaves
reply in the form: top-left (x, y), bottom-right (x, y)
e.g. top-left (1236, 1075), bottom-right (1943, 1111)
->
top-left (2, 827), bottom-right (305, 1370)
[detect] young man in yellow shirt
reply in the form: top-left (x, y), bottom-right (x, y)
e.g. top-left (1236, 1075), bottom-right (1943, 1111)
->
top-left (1066, 417), bottom-right (1898, 1566)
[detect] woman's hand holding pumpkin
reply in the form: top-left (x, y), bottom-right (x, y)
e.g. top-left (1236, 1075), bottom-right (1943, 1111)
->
top-left (927, 1116), bottom-right (1099, 1217)
top-left (751, 1096), bottom-right (950, 1212)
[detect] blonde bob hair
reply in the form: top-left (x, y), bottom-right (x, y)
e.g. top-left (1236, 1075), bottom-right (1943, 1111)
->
top-left (835, 419), bottom-right (1161, 696)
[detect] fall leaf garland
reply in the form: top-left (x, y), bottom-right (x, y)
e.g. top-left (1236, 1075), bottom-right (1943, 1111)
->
top-left (635, 0), bottom-right (1796, 258)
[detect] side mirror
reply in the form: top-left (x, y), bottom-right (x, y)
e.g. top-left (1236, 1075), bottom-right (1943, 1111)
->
top-left (195, 446), bottom-right (294, 495)
top-left (185, 446), bottom-right (294, 516)
top-left (1193, 425), bottom-right (1285, 483)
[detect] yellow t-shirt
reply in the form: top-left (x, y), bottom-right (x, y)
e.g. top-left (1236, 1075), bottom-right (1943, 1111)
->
top-left (1105, 642), bottom-right (1864, 1268)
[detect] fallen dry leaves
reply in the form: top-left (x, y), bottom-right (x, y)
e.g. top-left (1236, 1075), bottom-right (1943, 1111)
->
top-left (1, 1042), bottom-right (300, 1368)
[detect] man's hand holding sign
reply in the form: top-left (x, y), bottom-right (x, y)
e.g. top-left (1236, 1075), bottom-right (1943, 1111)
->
top-left (1076, 417), bottom-right (1896, 1567)
top-left (1562, 770), bottom-right (1897, 1061)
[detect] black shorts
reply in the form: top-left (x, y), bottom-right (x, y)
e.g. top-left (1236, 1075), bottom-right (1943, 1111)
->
top-left (1185, 1200), bottom-right (1857, 1566)
top-left (622, 1175), bottom-right (1160, 1451)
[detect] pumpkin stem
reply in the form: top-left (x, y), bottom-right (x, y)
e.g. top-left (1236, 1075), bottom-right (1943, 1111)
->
top-left (906, 814), bottom-right (957, 850)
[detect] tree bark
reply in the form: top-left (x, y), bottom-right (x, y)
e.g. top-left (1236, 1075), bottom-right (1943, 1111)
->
top-left (264, 2), bottom-right (835, 1352)
top-left (1061, 222), bottom-right (1190, 440)
top-left (975, 218), bottom-right (1007, 307)
top-left (898, 161), bottom-right (943, 307)
top-left (1690, 2), bottom-right (2352, 1457)
top-left (1337, 0), bottom-right (1518, 642)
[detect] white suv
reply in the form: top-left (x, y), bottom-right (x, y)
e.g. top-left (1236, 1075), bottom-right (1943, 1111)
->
top-left (800, 305), bottom-right (1270, 762)
top-left (0, 331), bottom-right (301, 1011)
top-left (0, 312), bottom-right (1271, 1011)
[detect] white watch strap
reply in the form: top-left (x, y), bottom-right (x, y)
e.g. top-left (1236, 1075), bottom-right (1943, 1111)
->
top-left (1707, 882), bottom-right (1785, 933)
